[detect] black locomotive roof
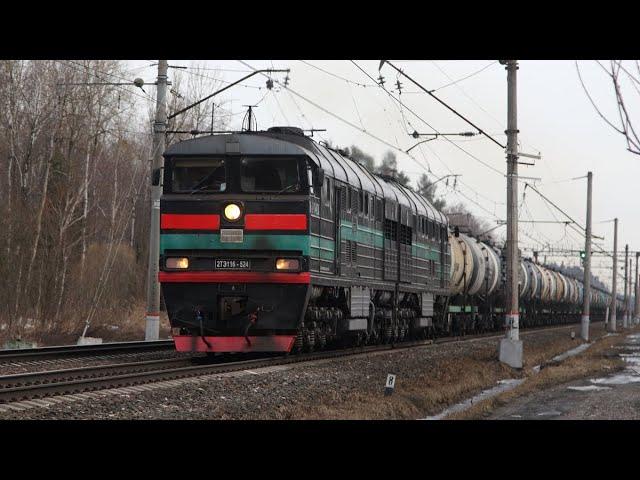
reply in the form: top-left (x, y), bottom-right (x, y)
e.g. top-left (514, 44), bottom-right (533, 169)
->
top-left (164, 129), bottom-right (447, 225)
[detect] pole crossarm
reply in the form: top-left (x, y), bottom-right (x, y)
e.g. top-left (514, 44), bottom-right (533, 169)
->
top-left (167, 69), bottom-right (289, 120)
top-left (524, 182), bottom-right (605, 240)
top-left (382, 61), bottom-right (506, 150)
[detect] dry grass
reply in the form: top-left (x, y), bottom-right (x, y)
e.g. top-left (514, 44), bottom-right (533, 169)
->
top-left (287, 325), bottom-right (609, 420)
top-left (293, 356), bottom-right (515, 420)
top-left (282, 324), bottom-right (618, 420)
top-left (1, 300), bottom-right (171, 347)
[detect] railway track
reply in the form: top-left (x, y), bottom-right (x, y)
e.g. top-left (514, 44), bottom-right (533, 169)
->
top-left (0, 339), bottom-right (174, 363)
top-left (0, 322), bottom-right (589, 405)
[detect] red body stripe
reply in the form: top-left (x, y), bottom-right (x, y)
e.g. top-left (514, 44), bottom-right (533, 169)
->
top-left (244, 214), bottom-right (307, 231)
top-left (173, 335), bottom-right (296, 353)
top-left (161, 213), bottom-right (220, 230)
top-left (159, 271), bottom-right (310, 284)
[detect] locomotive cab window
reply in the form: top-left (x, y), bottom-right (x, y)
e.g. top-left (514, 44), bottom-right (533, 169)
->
top-left (171, 158), bottom-right (226, 193)
top-left (240, 157), bottom-right (301, 193)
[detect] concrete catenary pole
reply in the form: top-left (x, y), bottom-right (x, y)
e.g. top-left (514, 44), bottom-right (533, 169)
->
top-left (581, 171), bottom-right (592, 341)
top-left (144, 60), bottom-right (168, 341)
top-left (610, 218), bottom-right (618, 331)
top-left (634, 252), bottom-right (639, 324)
top-left (499, 60), bottom-right (522, 368)
top-left (628, 256), bottom-right (633, 325)
top-left (623, 244), bottom-right (629, 328)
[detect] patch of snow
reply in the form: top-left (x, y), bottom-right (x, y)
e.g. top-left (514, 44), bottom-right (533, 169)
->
top-left (421, 378), bottom-right (525, 420)
top-left (551, 343), bottom-right (591, 362)
top-left (591, 374), bottom-right (640, 385)
top-left (567, 385), bottom-right (612, 392)
top-left (537, 410), bottom-right (562, 416)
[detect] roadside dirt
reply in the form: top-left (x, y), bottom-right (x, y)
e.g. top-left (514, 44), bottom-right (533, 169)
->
top-left (447, 326), bottom-right (639, 420)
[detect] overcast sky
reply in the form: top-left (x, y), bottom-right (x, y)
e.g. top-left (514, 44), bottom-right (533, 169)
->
top-left (125, 60), bottom-right (639, 290)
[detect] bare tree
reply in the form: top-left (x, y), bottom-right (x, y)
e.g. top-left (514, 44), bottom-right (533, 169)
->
top-left (417, 173), bottom-right (446, 210)
top-left (576, 60), bottom-right (640, 156)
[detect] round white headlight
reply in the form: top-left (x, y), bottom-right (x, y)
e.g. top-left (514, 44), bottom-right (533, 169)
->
top-left (224, 203), bottom-right (241, 221)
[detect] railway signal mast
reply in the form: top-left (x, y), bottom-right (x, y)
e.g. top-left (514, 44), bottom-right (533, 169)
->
top-left (499, 60), bottom-right (523, 368)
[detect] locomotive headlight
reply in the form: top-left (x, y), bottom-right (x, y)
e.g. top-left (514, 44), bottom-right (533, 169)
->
top-left (166, 257), bottom-right (189, 269)
top-left (276, 258), bottom-right (300, 271)
top-left (224, 203), bottom-right (242, 221)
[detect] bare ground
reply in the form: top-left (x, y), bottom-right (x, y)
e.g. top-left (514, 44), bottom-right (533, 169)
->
top-left (447, 326), bottom-right (639, 420)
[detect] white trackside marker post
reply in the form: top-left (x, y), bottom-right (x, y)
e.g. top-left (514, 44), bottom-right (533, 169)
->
top-left (385, 374), bottom-right (396, 396)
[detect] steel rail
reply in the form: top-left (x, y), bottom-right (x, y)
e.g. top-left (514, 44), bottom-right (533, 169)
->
top-left (0, 340), bottom-right (174, 363)
top-left (0, 322), bottom-right (599, 405)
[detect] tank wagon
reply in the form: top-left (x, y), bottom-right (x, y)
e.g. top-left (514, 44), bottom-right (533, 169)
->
top-left (157, 127), bottom-right (615, 354)
top-left (443, 232), bottom-right (615, 335)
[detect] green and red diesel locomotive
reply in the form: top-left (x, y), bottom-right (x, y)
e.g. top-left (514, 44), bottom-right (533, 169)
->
top-left (158, 127), bottom-right (615, 354)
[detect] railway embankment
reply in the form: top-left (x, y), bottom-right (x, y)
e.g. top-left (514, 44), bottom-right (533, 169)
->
top-left (0, 322), bottom-right (613, 420)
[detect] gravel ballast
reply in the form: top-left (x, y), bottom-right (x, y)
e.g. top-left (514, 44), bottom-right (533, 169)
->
top-left (0, 323), bottom-right (604, 420)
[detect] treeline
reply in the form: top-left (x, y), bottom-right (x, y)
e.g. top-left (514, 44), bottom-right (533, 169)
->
top-left (334, 143), bottom-right (493, 240)
top-left (0, 60), bottom-right (227, 342)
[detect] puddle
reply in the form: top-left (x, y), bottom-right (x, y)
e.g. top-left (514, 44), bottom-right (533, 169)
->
top-left (567, 385), bottom-right (612, 392)
top-left (589, 332), bottom-right (640, 386)
top-left (421, 379), bottom-right (525, 420)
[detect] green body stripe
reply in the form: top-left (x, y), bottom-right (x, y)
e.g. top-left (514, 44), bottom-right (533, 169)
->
top-left (161, 233), bottom-right (309, 255)
top-left (412, 243), bottom-right (441, 261)
top-left (339, 221), bottom-right (384, 248)
top-left (310, 235), bottom-right (335, 261)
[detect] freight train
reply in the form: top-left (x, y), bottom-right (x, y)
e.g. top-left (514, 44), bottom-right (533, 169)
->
top-left (157, 127), bottom-right (616, 354)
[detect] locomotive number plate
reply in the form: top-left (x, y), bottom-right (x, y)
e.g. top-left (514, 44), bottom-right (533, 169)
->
top-left (215, 259), bottom-right (251, 270)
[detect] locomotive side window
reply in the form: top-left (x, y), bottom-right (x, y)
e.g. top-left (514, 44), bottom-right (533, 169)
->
top-left (323, 177), bottom-right (332, 206)
top-left (171, 158), bottom-right (226, 193)
top-left (240, 157), bottom-right (300, 193)
top-left (376, 199), bottom-right (383, 221)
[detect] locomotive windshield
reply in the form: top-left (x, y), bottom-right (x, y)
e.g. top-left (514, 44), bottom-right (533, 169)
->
top-left (171, 158), bottom-right (226, 193)
top-left (240, 157), bottom-right (301, 193)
